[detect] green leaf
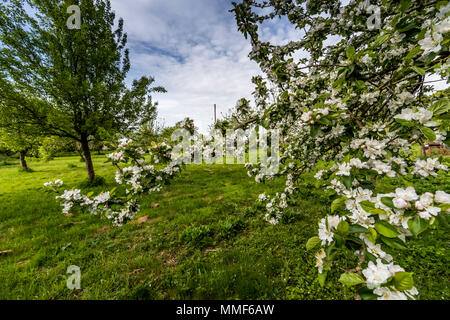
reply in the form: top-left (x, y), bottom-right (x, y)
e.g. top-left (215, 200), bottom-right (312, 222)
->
top-left (342, 175), bottom-right (352, 189)
top-left (399, 0), bottom-right (412, 13)
top-left (317, 117), bottom-right (331, 125)
top-left (318, 271), bottom-right (327, 287)
top-left (360, 201), bottom-right (387, 215)
top-left (346, 46), bottom-right (355, 60)
top-left (365, 250), bottom-right (377, 263)
top-left (334, 233), bottom-right (345, 247)
top-left (407, 216), bottom-right (429, 236)
top-left (349, 224), bottom-right (368, 233)
top-left (110, 187), bottom-right (117, 196)
top-left (373, 33), bottom-right (390, 48)
top-left (411, 66), bottom-right (426, 76)
top-left (419, 126), bottom-right (436, 141)
top-left (375, 221), bottom-right (400, 238)
top-left (337, 220), bottom-right (349, 236)
top-left (311, 125), bottom-right (319, 138)
top-left (358, 286), bottom-right (379, 300)
top-left (380, 236), bottom-right (407, 250)
top-left (331, 196), bottom-right (347, 213)
top-left (430, 99), bottom-right (450, 115)
top-left (367, 227), bottom-right (377, 244)
top-left (339, 272), bottom-right (365, 287)
top-left (395, 118), bottom-right (415, 127)
top-left (394, 272), bottom-right (414, 291)
top-left (405, 46), bottom-right (422, 61)
top-left (347, 235), bottom-right (364, 245)
top-left (333, 76), bottom-right (346, 88)
top-left (381, 197), bottom-right (395, 209)
top-left (306, 236), bottom-right (321, 251)
top-left (424, 52), bottom-right (437, 66)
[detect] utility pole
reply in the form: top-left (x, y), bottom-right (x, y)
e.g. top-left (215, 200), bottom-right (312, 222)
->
top-left (214, 104), bottom-right (217, 124)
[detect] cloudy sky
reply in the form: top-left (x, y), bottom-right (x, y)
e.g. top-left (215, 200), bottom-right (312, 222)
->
top-left (108, 0), bottom-right (301, 133)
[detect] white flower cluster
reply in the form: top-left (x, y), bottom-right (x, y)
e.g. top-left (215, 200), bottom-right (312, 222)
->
top-left (46, 139), bottom-right (184, 226)
top-left (362, 259), bottom-right (418, 300)
top-left (43, 179), bottom-right (63, 191)
top-left (412, 158), bottom-right (447, 178)
top-left (105, 200), bottom-right (139, 227)
top-left (118, 138), bottom-right (133, 149)
top-left (56, 189), bottom-right (87, 214)
top-left (107, 150), bottom-right (125, 162)
top-left (394, 107), bottom-right (436, 126)
top-left (350, 138), bottom-right (387, 160)
top-left (318, 215), bottom-right (345, 245)
top-left (418, 3), bottom-right (450, 56)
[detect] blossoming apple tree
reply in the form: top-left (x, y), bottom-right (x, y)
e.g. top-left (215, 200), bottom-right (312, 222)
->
top-left (231, 0), bottom-right (449, 299)
top-left (45, 139), bottom-right (181, 226)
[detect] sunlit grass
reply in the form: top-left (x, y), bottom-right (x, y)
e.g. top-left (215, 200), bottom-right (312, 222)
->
top-left (0, 155), bottom-right (448, 299)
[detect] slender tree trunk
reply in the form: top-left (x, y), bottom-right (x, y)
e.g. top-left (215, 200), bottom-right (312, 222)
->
top-left (19, 151), bottom-right (28, 169)
top-left (75, 143), bottom-right (85, 162)
top-left (80, 135), bottom-right (95, 182)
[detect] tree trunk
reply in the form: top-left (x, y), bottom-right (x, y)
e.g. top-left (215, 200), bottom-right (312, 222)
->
top-left (19, 151), bottom-right (28, 169)
top-left (80, 135), bottom-right (95, 182)
top-left (75, 142), bottom-right (85, 162)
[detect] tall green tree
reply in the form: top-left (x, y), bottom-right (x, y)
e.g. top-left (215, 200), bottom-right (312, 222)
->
top-left (0, 0), bottom-right (165, 181)
top-left (0, 126), bottom-right (40, 170)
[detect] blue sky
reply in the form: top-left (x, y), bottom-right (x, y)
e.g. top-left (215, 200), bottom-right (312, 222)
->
top-left (109, 0), bottom-right (300, 133)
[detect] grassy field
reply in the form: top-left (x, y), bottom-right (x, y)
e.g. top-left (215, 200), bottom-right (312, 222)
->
top-left (0, 155), bottom-right (449, 300)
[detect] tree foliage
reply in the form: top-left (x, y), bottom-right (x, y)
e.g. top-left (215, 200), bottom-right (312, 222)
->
top-left (231, 0), bottom-right (450, 299)
top-left (0, 0), bottom-right (165, 180)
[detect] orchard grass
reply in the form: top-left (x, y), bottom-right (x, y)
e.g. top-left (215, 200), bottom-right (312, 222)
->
top-left (0, 155), bottom-right (448, 299)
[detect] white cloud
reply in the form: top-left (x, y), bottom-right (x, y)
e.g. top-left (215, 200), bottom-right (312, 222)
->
top-left (109, 0), bottom-right (298, 133)
top-left (108, 0), bottom-right (251, 133)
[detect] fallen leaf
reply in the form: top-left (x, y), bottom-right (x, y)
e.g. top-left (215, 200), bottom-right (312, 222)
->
top-left (137, 216), bottom-right (150, 224)
top-left (130, 268), bottom-right (144, 275)
top-left (151, 203), bottom-right (160, 208)
top-left (16, 260), bottom-right (29, 265)
top-left (0, 250), bottom-right (12, 255)
top-left (98, 226), bottom-right (110, 233)
top-left (217, 195), bottom-right (224, 201)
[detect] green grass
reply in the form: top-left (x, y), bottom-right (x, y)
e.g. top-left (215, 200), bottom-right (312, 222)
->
top-left (0, 155), bottom-right (448, 299)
